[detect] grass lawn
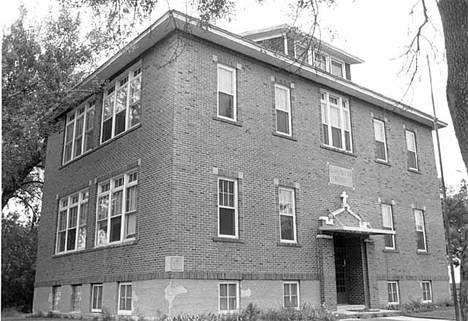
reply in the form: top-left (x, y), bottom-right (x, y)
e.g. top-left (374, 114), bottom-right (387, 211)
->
top-left (403, 306), bottom-right (457, 320)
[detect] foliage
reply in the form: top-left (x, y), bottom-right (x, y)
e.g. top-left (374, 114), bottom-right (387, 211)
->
top-left (1, 213), bottom-right (38, 312)
top-left (446, 180), bottom-right (468, 266)
top-left (401, 299), bottom-right (437, 312)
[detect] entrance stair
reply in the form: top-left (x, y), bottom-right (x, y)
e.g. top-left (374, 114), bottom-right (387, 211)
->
top-left (334, 305), bottom-right (402, 319)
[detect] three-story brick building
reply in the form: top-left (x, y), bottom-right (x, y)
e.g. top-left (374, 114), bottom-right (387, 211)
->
top-left (33, 10), bottom-right (450, 316)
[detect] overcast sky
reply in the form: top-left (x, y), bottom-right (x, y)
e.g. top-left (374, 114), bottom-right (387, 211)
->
top-left (3, 0), bottom-right (467, 188)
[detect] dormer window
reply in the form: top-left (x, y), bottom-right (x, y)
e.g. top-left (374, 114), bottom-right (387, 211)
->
top-left (330, 59), bottom-right (344, 78)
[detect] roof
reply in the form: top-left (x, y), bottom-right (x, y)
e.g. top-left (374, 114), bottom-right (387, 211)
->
top-left (76, 10), bottom-right (447, 129)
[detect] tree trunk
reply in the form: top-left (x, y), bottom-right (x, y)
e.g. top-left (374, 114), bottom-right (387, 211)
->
top-left (437, 1), bottom-right (468, 319)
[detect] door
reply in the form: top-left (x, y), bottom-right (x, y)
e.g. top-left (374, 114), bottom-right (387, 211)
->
top-left (335, 238), bottom-right (348, 304)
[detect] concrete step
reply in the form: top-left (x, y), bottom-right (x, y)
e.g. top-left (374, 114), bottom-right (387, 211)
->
top-left (334, 305), bottom-right (402, 319)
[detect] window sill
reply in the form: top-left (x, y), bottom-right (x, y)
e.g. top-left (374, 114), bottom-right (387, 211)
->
top-left (320, 144), bottom-right (357, 157)
top-left (375, 159), bottom-right (391, 167)
top-left (94, 238), bottom-right (137, 249)
top-left (417, 250), bottom-right (430, 255)
top-left (277, 242), bottom-right (301, 248)
top-left (212, 116), bottom-right (243, 127)
top-left (272, 132), bottom-right (297, 141)
top-left (383, 248), bottom-right (399, 253)
top-left (408, 168), bottom-right (421, 174)
top-left (212, 237), bottom-right (244, 244)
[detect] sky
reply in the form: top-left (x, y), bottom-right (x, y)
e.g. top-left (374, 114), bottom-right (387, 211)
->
top-left (2, 0), bottom-right (467, 189)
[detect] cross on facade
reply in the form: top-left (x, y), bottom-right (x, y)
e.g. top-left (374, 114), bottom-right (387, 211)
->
top-left (340, 191), bottom-right (349, 208)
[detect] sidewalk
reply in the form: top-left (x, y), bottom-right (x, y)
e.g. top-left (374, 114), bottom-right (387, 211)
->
top-left (341, 316), bottom-right (452, 321)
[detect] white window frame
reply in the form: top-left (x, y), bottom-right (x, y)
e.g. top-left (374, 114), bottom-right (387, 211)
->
top-left (217, 178), bottom-right (238, 239)
top-left (56, 189), bottom-right (89, 254)
top-left (118, 282), bottom-right (132, 315)
top-left (279, 187), bottom-right (297, 243)
top-left (275, 84), bottom-right (292, 136)
top-left (373, 119), bottom-right (388, 162)
top-left (96, 171), bottom-right (138, 247)
top-left (283, 281), bottom-right (300, 309)
top-left (330, 57), bottom-right (345, 78)
top-left (381, 203), bottom-right (395, 250)
top-left (63, 99), bottom-right (95, 164)
top-left (321, 91), bottom-right (353, 152)
top-left (405, 130), bottom-right (419, 170)
top-left (217, 64), bottom-right (237, 121)
top-left (101, 63), bottom-right (142, 143)
top-left (387, 281), bottom-right (400, 305)
top-left (421, 281), bottom-right (432, 303)
top-left (219, 282), bottom-right (239, 313)
top-left (313, 51), bottom-right (329, 72)
top-left (414, 209), bottom-right (427, 252)
top-left (71, 284), bottom-right (82, 312)
top-left (91, 284), bottom-right (103, 312)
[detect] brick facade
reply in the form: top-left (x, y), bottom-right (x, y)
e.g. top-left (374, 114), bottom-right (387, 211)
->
top-left (34, 11), bottom-right (450, 317)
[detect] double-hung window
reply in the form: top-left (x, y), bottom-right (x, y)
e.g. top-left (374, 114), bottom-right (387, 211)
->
top-left (414, 209), bottom-right (427, 251)
top-left (381, 204), bottom-right (395, 250)
top-left (219, 282), bottom-right (238, 313)
top-left (71, 285), bottom-right (82, 312)
top-left (275, 84), bottom-right (292, 136)
top-left (218, 178), bottom-right (237, 238)
top-left (63, 100), bottom-right (95, 164)
top-left (421, 281), bottom-right (432, 302)
top-left (96, 171), bottom-right (138, 246)
top-left (387, 281), bottom-right (399, 305)
top-left (118, 283), bottom-right (132, 314)
top-left (405, 130), bottom-right (418, 170)
top-left (283, 282), bottom-right (299, 309)
top-left (279, 187), bottom-right (296, 243)
top-left (56, 190), bottom-right (88, 254)
top-left (330, 58), bottom-right (344, 77)
top-left (217, 64), bottom-right (236, 121)
top-left (374, 119), bottom-right (388, 162)
top-left (101, 65), bottom-right (141, 143)
top-left (321, 91), bottom-right (352, 152)
top-left (91, 284), bottom-right (103, 312)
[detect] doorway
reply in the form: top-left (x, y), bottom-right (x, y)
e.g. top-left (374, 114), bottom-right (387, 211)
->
top-left (334, 235), bottom-right (348, 304)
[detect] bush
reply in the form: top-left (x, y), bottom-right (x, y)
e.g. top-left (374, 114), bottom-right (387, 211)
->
top-left (402, 299), bottom-right (437, 312)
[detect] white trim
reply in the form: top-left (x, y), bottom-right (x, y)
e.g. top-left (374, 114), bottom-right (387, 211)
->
top-left (373, 119), bottom-right (388, 162)
top-left (283, 281), bottom-right (300, 309)
top-left (275, 84), bottom-right (292, 136)
top-left (217, 177), bottom-right (238, 238)
top-left (91, 284), bottom-right (103, 312)
top-left (414, 209), bottom-right (427, 252)
top-left (279, 187), bottom-right (297, 243)
top-left (117, 282), bottom-right (133, 315)
top-left (217, 64), bottom-right (237, 121)
top-left (381, 203), bottom-right (395, 250)
top-left (421, 281), bottom-right (432, 303)
top-left (387, 281), bottom-right (400, 305)
top-left (218, 282), bottom-right (239, 313)
top-left (405, 130), bottom-right (419, 170)
top-left (321, 91), bottom-right (353, 153)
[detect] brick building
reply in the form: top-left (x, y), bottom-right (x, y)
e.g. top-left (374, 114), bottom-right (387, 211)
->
top-left (33, 10), bottom-right (451, 316)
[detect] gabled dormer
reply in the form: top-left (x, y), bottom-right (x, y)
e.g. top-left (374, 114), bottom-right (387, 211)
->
top-left (241, 24), bottom-right (363, 81)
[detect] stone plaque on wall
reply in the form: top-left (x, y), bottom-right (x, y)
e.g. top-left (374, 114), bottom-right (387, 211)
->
top-left (329, 164), bottom-right (353, 188)
top-left (165, 256), bottom-right (184, 272)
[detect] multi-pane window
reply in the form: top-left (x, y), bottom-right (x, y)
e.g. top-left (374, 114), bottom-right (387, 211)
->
top-left (56, 190), bottom-right (88, 254)
top-left (321, 91), bottom-right (352, 152)
top-left (405, 130), bottom-right (418, 170)
top-left (217, 64), bottom-right (236, 121)
top-left (275, 84), bottom-right (292, 136)
top-left (118, 283), bottom-right (132, 314)
top-left (387, 281), bottom-right (399, 305)
top-left (421, 281), bottom-right (432, 302)
top-left (101, 65), bottom-right (141, 143)
top-left (52, 286), bottom-right (61, 311)
top-left (218, 178), bottom-right (237, 238)
top-left (91, 284), bottom-right (103, 312)
top-left (373, 119), bottom-right (388, 162)
top-left (63, 100), bottom-right (95, 164)
top-left (314, 52), bottom-right (328, 71)
top-left (381, 204), bottom-right (395, 249)
top-left (219, 282), bottom-right (238, 313)
top-left (330, 59), bottom-right (344, 77)
top-left (283, 282), bottom-right (299, 309)
top-left (294, 44), bottom-right (346, 79)
top-left (414, 209), bottom-right (427, 251)
top-left (279, 187), bottom-right (296, 243)
top-left (71, 285), bottom-right (82, 312)
top-left (96, 171), bottom-right (138, 246)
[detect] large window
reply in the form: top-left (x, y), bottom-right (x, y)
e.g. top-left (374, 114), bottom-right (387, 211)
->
top-left (91, 284), bottom-right (103, 312)
top-left (381, 204), bottom-right (395, 250)
top-left (96, 171), bottom-right (138, 246)
top-left (405, 130), bottom-right (418, 170)
top-left (118, 283), bottom-right (132, 314)
top-left (279, 187), bottom-right (296, 243)
top-left (321, 91), bottom-right (352, 152)
top-left (56, 190), bottom-right (88, 254)
top-left (387, 281), bottom-right (399, 305)
top-left (421, 281), bottom-right (432, 303)
top-left (217, 64), bottom-right (236, 121)
top-left (275, 84), bottom-right (292, 136)
top-left (218, 178), bottom-right (238, 238)
top-left (283, 282), bottom-right (299, 309)
top-left (414, 209), bottom-right (427, 251)
top-left (374, 119), bottom-right (388, 162)
top-left (63, 100), bottom-right (95, 164)
top-left (219, 282), bottom-right (238, 313)
top-left (101, 64), bottom-right (141, 143)
top-left (71, 285), bottom-right (82, 312)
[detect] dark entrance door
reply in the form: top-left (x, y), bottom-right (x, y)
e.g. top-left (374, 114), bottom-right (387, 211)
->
top-left (334, 236), bottom-right (348, 304)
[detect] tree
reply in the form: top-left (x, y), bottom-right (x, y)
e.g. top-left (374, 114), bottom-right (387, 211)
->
top-left (1, 213), bottom-right (38, 312)
top-left (447, 180), bottom-right (468, 265)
